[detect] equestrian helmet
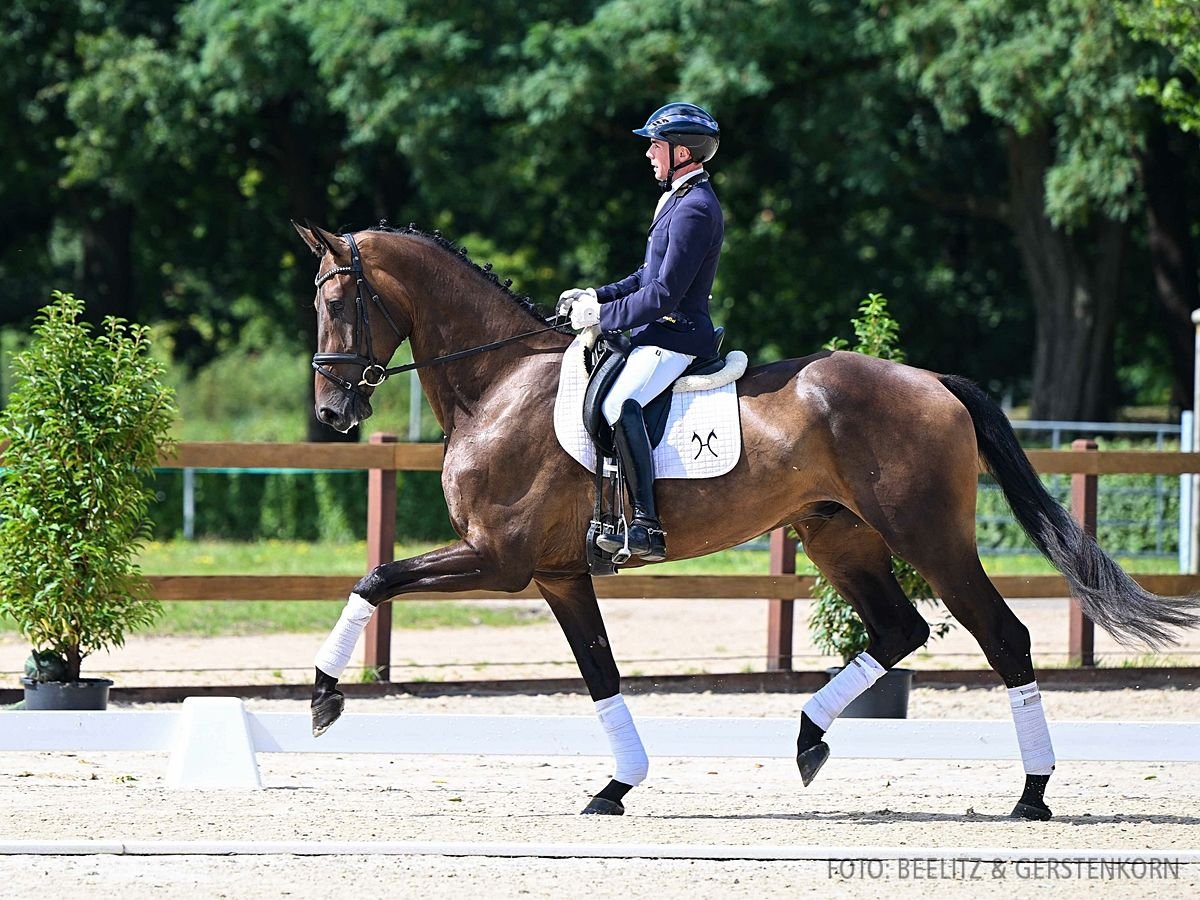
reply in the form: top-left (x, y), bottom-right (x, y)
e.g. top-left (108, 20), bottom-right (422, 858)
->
top-left (633, 102), bottom-right (720, 163)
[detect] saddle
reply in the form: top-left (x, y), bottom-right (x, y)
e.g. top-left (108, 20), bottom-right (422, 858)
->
top-left (581, 328), bottom-right (727, 455)
top-left (581, 328), bottom-right (730, 575)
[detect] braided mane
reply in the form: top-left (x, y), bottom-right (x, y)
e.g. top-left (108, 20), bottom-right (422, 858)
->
top-left (369, 221), bottom-right (563, 328)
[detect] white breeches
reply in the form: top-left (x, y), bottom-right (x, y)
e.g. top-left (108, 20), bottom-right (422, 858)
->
top-left (602, 345), bottom-right (695, 425)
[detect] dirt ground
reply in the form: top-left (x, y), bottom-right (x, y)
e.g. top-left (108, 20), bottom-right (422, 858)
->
top-left (1, 687), bottom-right (1198, 898)
top-left (3, 597), bottom-right (1198, 687)
top-left (2, 599), bottom-right (1198, 898)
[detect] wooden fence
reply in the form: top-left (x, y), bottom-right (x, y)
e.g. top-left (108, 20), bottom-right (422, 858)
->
top-left (131, 436), bottom-right (1200, 680)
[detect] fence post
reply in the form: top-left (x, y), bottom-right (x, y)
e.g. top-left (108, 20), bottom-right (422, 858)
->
top-left (364, 432), bottom-right (398, 681)
top-left (767, 528), bottom-right (797, 671)
top-left (1069, 439), bottom-right (1097, 667)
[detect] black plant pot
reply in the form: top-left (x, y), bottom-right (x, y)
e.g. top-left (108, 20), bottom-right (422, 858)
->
top-left (20, 677), bottom-right (113, 710)
top-left (824, 667), bottom-right (913, 719)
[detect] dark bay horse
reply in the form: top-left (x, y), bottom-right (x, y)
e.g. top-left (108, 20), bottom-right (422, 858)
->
top-left (294, 221), bottom-right (1199, 819)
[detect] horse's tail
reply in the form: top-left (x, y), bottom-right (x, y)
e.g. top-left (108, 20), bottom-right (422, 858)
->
top-left (938, 373), bottom-right (1200, 649)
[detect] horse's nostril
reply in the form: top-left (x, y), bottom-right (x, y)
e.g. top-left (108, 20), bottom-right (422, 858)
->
top-left (317, 406), bottom-right (338, 426)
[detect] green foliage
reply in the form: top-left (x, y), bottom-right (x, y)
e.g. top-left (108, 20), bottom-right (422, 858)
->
top-left (824, 293), bottom-right (906, 362)
top-left (0, 292), bottom-right (176, 681)
top-left (0, 0), bottom-right (1189, 422)
top-left (147, 469), bottom-right (456, 543)
top-left (883, 0), bottom-right (1151, 228)
top-left (808, 294), bottom-right (947, 662)
top-left (1120, 0), bottom-right (1200, 133)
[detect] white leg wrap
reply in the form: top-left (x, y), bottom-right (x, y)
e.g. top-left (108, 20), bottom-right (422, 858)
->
top-left (1008, 681), bottom-right (1056, 775)
top-left (595, 694), bottom-right (649, 786)
top-left (313, 593), bottom-right (375, 679)
top-left (803, 651), bottom-right (887, 731)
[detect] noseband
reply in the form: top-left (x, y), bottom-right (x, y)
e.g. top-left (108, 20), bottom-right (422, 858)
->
top-left (312, 233), bottom-right (568, 400)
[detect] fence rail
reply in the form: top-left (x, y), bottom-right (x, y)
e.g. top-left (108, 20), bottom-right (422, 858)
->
top-left (6, 436), bottom-right (1200, 677)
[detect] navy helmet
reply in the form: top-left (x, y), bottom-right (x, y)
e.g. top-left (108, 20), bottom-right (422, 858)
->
top-left (633, 102), bottom-right (720, 164)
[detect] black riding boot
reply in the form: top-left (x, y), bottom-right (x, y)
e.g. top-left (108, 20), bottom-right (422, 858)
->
top-left (613, 399), bottom-right (667, 562)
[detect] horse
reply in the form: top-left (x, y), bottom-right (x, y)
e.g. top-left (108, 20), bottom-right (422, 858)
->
top-left (293, 220), bottom-right (1200, 819)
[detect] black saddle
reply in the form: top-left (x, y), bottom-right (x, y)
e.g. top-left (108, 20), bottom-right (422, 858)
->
top-left (582, 327), bottom-right (726, 457)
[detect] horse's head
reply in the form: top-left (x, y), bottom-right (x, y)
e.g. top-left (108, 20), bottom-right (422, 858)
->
top-left (293, 222), bottom-right (411, 433)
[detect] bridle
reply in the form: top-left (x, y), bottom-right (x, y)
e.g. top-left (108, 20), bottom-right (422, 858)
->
top-left (311, 232), bottom-right (567, 399)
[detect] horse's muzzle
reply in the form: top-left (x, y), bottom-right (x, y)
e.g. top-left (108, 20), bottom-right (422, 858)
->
top-left (316, 395), bottom-right (372, 434)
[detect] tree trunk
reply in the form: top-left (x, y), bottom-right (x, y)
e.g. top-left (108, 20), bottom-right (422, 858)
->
top-left (1006, 127), bottom-right (1124, 421)
top-left (1141, 122), bottom-right (1198, 410)
top-left (79, 201), bottom-right (135, 326)
top-left (65, 643), bottom-right (82, 684)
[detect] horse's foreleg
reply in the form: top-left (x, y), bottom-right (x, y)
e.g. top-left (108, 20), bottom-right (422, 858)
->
top-left (535, 573), bottom-right (647, 816)
top-left (311, 541), bottom-right (533, 737)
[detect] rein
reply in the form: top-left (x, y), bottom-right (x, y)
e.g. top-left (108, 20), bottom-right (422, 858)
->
top-left (312, 232), bottom-right (567, 396)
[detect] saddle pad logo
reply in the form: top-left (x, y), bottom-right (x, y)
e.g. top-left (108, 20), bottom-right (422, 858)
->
top-left (693, 430), bottom-right (719, 459)
top-left (553, 337), bottom-right (742, 480)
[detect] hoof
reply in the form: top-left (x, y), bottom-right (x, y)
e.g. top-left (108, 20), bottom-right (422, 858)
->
top-left (796, 740), bottom-right (830, 787)
top-left (581, 796), bottom-right (625, 816)
top-left (311, 691), bottom-right (345, 737)
top-left (1011, 800), bottom-right (1053, 821)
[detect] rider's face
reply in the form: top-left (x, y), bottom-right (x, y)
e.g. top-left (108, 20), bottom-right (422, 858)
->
top-left (646, 139), bottom-right (687, 181)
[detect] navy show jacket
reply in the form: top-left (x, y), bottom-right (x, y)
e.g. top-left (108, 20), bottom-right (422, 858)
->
top-left (596, 175), bottom-right (724, 358)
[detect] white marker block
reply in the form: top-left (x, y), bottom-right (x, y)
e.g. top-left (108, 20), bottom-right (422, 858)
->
top-left (166, 697), bottom-right (262, 789)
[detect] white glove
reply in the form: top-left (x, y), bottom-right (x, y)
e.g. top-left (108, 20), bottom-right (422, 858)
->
top-left (556, 287), bottom-right (594, 317)
top-left (569, 292), bottom-right (601, 329)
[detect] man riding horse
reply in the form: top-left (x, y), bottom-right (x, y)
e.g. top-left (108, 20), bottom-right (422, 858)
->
top-left (557, 102), bottom-right (724, 562)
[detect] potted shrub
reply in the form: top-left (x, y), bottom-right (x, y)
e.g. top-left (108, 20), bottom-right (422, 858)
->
top-left (806, 294), bottom-right (952, 717)
top-left (0, 292), bottom-right (175, 709)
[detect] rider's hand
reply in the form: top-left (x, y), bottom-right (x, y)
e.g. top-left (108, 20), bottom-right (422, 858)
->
top-left (569, 293), bottom-right (601, 330)
top-left (556, 287), bottom-right (594, 317)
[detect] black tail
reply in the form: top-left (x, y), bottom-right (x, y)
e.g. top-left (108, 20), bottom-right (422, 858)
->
top-left (939, 373), bottom-right (1200, 649)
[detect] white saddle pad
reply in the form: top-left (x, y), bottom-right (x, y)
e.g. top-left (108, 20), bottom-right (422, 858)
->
top-left (553, 337), bottom-right (743, 479)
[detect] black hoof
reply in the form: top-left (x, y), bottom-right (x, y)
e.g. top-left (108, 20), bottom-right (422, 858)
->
top-left (797, 740), bottom-right (830, 787)
top-left (581, 796), bottom-right (625, 816)
top-left (1011, 800), bottom-right (1053, 821)
top-left (311, 691), bottom-right (345, 737)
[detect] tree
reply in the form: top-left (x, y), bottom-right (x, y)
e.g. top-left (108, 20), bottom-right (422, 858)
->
top-left (1121, 1), bottom-right (1200, 409)
top-left (879, 0), bottom-right (1167, 419)
top-left (489, 0), bottom-right (1032, 385)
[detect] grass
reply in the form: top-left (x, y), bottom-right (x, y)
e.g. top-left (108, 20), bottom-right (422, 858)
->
top-left (0, 538), bottom-right (1183, 638)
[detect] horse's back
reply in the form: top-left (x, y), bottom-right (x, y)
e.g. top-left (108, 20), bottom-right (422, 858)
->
top-left (735, 349), bottom-right (978, 491)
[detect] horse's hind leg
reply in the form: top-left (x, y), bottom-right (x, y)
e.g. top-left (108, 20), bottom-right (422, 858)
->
top-left (871, 492), bottom-right (1056, 820)
top-left (792, 506), bottom-right (932, 785)
top-left (909, 548), bottom-right (1056, 820)
top-left (535, 572), bottom-right (647, 816)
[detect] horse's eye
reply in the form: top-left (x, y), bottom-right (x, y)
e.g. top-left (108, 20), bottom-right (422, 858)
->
top-left (327, 298), bottom-right (346, 318)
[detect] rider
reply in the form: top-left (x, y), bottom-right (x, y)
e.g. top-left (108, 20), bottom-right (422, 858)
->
top-left (558, 102), bottom-right (724, 562)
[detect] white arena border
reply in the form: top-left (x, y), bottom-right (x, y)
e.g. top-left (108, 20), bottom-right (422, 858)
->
top-left (0, 840), bottom-right (1198, 863)
top-left (1, 698), bottom-right (1197, 790)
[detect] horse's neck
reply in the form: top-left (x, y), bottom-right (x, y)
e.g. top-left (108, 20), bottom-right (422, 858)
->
top-left (401, 250), bottom-right (562, 432)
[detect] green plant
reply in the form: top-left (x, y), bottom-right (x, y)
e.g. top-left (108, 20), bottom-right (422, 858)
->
top-left (0, 292), bottom-right (176, 682)
top-left (808, 294), bottom-right (950, 663)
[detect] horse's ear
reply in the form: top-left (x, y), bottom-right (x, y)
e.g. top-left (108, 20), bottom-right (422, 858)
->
top-left (292, 220), bottom-right (343, 258)
top-left (292, 220), bottom-right (325, 257)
